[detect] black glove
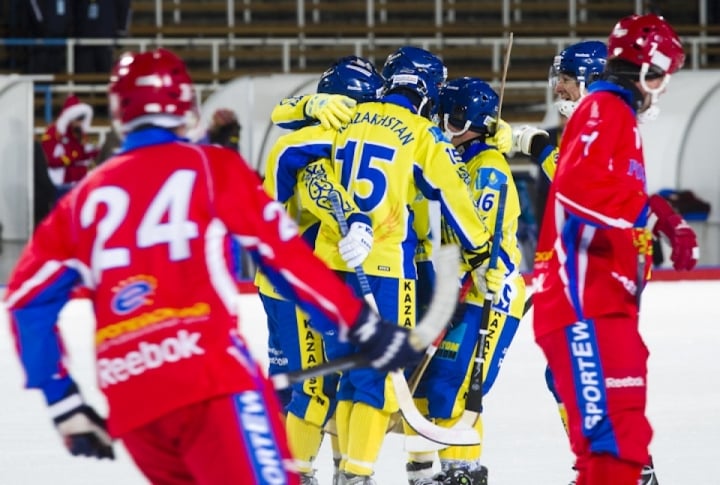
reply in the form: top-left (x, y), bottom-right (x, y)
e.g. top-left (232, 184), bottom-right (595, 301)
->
top-left (347, 303), bottom-right (422, 372)
top-left (48, 385), bottom-right (115, 460)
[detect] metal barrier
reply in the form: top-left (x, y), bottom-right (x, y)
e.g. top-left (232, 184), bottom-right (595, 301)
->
top-left (5, 31), bottom-right (719, 127)
top-left (4, 34), bottom-right (719, 78)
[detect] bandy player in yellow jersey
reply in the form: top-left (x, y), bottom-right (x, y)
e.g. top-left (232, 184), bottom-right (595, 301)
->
top-left (259, 56), bottom-right (385, 484)
top-left (268, 67), bottom-right (496, 484)
top-left (380, 47), bottom-right (514, 324)
top-left (405, 78), bottom-right (527, 485)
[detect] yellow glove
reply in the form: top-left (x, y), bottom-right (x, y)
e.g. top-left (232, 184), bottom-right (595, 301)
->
top-left (304, 94), bottom-right (357, 130)
top-left (471, 257), bottom-right (507, 298)
top-left (487, 118), bottom-right (512, 154)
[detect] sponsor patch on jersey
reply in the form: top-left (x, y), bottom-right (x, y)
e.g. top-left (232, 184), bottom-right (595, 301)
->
top-left (429, 125), bottom-right (445, 143)
top-left (436, 321), bottom-right (466, 361)
top-left (97, 329), bottom-right (205, 387)
top-left (96, 302), bottom-right (211, 347)
top-left (111, 275), bottom-right (157, 315)
top-left (605, 376), bottom-right (645, 388)
top-left (477, 167), bottom-right (508, 191)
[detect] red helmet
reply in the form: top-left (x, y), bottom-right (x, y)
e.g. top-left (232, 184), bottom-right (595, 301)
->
top-left (109, 48), bottom-right (197, 134)
top-left (608, 14), bottom-right (685, 75)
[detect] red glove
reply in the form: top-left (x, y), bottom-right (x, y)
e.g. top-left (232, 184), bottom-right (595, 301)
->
top-left (648, 194), bottom-right (699, 271)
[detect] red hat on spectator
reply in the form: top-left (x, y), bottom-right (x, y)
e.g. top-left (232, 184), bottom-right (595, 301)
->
top-left (56, 94), bottom-right (93, 136)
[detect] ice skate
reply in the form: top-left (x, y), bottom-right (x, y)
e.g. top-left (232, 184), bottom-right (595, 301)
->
top-left (336, 472), bottom-right (377, 484)
top-left (407, 461), bottom-right (445, 485)
top-left (299, 471), bottom-right (319, 485)
top-left (408, 477), bottom-right (446, 485)
top-left (442, 465), bottom-right (488, 485)
top-left (641, 456), bottom-right (659, 485)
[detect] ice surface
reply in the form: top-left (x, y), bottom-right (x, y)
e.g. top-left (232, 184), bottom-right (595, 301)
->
top-left (1, 280), bottom-right (718, 484)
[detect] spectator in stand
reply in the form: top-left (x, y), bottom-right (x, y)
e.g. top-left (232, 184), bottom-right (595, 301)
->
top-left (27, 0), bottom-right (73, 73)
top-left (40, 94), bottom-right (100, 198)
top-left (73, 0), bottom-right (131, 74)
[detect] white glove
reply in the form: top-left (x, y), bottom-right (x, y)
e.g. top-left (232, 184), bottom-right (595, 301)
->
top-left (487, 118), bottom-right (512, 154)
top-left (512, 125), bottom-right (549, 155)
top-left (304, 93), bottom-right (357, 130)
top-left (339, 221), bottom-right (373, 269)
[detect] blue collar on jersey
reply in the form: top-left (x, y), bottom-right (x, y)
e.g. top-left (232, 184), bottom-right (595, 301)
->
top-left (457, 138), bottom-right (491, 162)
top-left (380, 93), bottom-right (418, 114)
top-left (120, 127), bottom-right (189, 153)
top-left (587, 80), bottom-right (637, 112)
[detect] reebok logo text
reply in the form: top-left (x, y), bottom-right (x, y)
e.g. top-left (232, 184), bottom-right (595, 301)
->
top-left (606, 376), bottom-right (645, 388)
top-left (98, 330), bottom-right (204, 387)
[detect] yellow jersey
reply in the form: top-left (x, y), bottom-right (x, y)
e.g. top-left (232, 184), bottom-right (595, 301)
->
top-left (457, 141), bottom-right (527, 318)
top-left (267, 96), bottom-right (491, 279)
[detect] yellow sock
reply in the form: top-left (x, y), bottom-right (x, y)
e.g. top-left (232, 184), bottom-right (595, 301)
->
top-left (330, 433), bottom-right (341, 473)
top-left (438, 413), bottom-right (483, 462)
top-left (344, 402), bottom-right (391, 476)
top-left (286, 412), bottom-right (324, 474)
top-left (558, 403), bottom-right (569, 435)
top-left (335, 400), bottom-right (352, 471)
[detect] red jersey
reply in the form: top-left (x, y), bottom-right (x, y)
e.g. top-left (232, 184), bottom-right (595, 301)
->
top-left (533, 83), bottom-right (654, 338)
top-left (5, 130), bottom-right (363, 436)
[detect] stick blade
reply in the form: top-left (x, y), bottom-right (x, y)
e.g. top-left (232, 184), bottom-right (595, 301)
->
top-left (391, 371), bottom-right (481, 446)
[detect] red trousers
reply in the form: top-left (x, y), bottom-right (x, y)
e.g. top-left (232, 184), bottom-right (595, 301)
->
top-left (122, 386), bottom-right (299, 485)
top-left (536, 314), bottom-right (652, 485)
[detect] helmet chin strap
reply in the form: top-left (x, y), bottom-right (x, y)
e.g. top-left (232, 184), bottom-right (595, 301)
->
top-left (637, 63), bottom-right (671, 123)
top-left (417, 97), bottom-right (429, 119)
top-left (442, 114), bottom-right (471, 139)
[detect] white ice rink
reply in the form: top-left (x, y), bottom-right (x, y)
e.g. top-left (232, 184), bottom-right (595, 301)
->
top-left (1, 280), bottom-right (719, 484)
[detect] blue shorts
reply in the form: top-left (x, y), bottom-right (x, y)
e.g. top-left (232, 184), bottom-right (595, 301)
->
top-left (328, 272), bottom-right (415, 411)
top-left (416, 303), bottom-right (520, 418)
top-left (260, 293), bottom-right (338, 426)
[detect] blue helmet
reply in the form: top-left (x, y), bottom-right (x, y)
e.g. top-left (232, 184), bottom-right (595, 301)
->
top-left (317, 55), bottom-right (385, 103)
top-left (550, 40), bottom-right (607, 87)
top-left (385, 67), bottom-right (440, 120)
top-left (382, 46), bottom-right (447, 88)
top-left (439, 77), bottom-right (499, 136)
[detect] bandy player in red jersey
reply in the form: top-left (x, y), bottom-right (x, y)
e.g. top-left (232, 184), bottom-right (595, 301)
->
top-left (532, 14), bottom-right (699, 485)
top-left (3, 48), bottom-right (424, 485)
